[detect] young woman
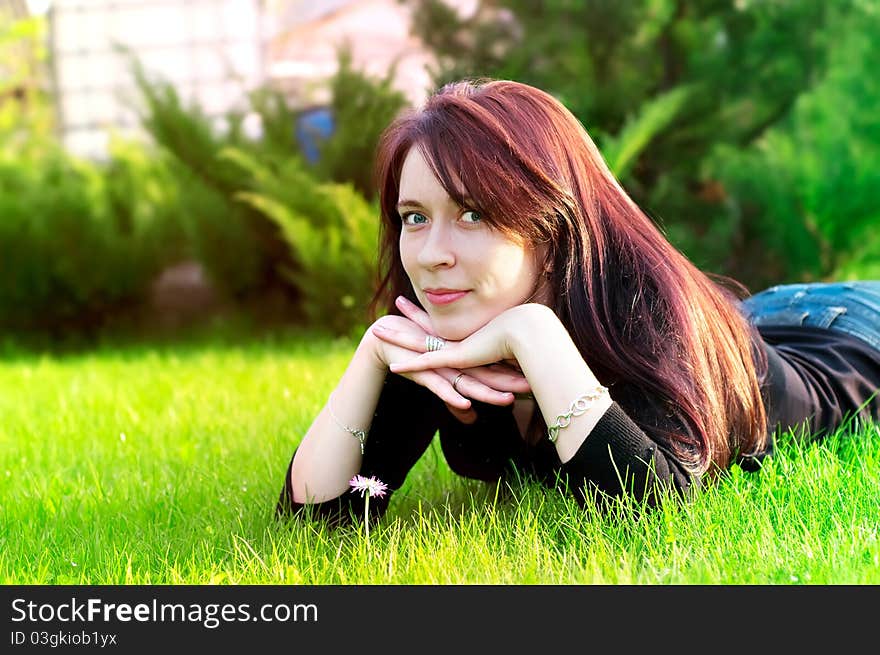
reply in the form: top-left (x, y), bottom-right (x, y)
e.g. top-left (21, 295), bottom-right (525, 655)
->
top-left (277, 79), bottom-right (880, 524)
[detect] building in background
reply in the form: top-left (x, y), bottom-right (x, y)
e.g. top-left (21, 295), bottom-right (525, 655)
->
top-left (48, 0), bottom-right (265, 158)
top-left (267, 0), bottom-right (443, 108)
top-left (43, 0), bottom-right (476, 159)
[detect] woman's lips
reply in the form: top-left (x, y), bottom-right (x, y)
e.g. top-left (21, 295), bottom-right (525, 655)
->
top-left (424, 290), bottom-right (469, 305)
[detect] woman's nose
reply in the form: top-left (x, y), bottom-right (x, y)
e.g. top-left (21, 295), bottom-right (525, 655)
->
top-left (417, 223), bottom-right (455, 268)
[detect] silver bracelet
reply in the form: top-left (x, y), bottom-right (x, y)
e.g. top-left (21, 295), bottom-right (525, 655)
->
top-left (327, 393), bottom-right (368, 454)
top-left (547, 385), bottom-right (610, 444)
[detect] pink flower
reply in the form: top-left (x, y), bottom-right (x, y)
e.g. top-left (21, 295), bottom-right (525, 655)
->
top-left (349, 475), bottom-right (388, 499)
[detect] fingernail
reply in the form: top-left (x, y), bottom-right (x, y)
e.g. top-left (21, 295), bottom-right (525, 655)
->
top-left (397, 296), bottom-right (411, 305)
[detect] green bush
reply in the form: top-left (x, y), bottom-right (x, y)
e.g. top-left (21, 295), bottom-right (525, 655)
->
top-left (102, 136), bottom-right (190, 265)
top-left (127, 49), bottom-right (399, 330)
top-left (0, 143), bottom-right (173, 331)
top-left (130, 61), bottom-right (300, 302)
top-left (703, 7), bottom-right (880, 287)
top-left (1, 34), bottom-right (391, 337)
top-left (224, 147), bottom-right (379, 336)
top-left (0, 20), bottom-right (185, 334)
top-left (311, 45), bottom-right (409, 200)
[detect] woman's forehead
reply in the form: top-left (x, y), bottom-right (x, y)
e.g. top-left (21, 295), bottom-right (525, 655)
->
top-left (398, 147), bottom-right (468, 206)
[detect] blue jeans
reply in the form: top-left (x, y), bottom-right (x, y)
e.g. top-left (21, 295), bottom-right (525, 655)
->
top-left (740, 281), bottom-right (880, 352)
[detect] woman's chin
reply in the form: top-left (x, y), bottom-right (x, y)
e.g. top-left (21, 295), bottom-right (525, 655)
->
top-left (432, 316), bottom-right (488, 342)
top-left (435, 328), bottom-right (467, 341)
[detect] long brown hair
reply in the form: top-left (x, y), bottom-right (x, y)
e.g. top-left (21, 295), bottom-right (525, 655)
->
top-left (369, 78), bottom-right (768, 475)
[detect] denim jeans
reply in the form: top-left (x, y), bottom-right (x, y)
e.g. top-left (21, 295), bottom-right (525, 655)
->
top-left (739, 281), bottom-right (880, 352)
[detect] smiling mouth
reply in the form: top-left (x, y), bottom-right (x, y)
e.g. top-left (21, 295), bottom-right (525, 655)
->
top-left (424, 290), bottom-right (469, 306)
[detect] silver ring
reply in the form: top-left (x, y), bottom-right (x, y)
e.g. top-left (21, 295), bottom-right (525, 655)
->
top-left (425, 335), bottom-right (446, 352)
top-left (451, 373), bottom-right (465, 393)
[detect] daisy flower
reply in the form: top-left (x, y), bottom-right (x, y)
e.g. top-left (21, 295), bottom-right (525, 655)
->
top-left (348, 475), bottom-right (388, 542)
top-left (349, 475), bottom-right (388, 499)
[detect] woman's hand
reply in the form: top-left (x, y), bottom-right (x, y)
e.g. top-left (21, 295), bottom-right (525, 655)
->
top-left (390, 294), bottom-right (530, 386)
top-left (368, 308), bottom-right (531, 422)
top-left (382, 302), bottom-right (552, 376)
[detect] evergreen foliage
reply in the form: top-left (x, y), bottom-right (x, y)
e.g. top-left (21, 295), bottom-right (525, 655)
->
top-left (312, 45), bottom-right (409, 200)
top-left (127, 50), bottom-right (399, 333)
top-left (129, 58), bottom-right (301, 302)
top-left (0, 20), bottom-right (178, 333)
top-left (706, 7), bottom-right (880, 285)
top-left (0, 143), bottom-right (174, 332)
top-left (226, 148), bottom-right (379, 337)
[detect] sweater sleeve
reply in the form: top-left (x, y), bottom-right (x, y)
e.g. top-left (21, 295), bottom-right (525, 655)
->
top-left (275, 373), bottom-right (444, 526)
top-left (559, 400), bottom-right (696, 508)
top-left (436, 390), bottom-right (698, 508)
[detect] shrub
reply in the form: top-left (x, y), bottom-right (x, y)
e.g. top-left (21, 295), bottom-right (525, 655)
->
top-left (224, 148), bottom-right (379, 337)
top-left (0, 143), bottom-right (173, 332)
top-left (127, 48), bottom-right (402, 329)
top-left (129, 61), bottom-right (300, 302)
top-left (0, 22), bottom-right (186, 335)
top-left (703, 8), bottom-right (880, 287)
top-left (312, 45), bottom-right (409, 200)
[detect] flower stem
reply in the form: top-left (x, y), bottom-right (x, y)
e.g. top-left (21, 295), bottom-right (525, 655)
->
top-left (364, 494), bottom-right (370, 542)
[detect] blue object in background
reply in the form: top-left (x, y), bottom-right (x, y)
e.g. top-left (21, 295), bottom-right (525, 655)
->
top-left (296, 107), bottom-right (335, 164)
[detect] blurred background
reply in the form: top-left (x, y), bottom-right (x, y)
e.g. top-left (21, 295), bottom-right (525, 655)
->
top-left (1, 0), bottom-right (878, 347)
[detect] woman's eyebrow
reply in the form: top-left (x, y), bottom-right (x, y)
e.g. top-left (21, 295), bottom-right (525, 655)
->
top-left (396, 196), bottom-right (476, 211)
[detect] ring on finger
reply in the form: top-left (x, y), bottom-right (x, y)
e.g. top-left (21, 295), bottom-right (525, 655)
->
top-left (426, 335), bottom-right (446, 352)
top-left (451, 373), bottom-right (465, 393)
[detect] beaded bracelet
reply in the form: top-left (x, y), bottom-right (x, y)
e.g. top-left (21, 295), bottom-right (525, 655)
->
top-left (547, 385), bottom-right (610, 444)
top-left (327, 393), bottom-right (368, 454)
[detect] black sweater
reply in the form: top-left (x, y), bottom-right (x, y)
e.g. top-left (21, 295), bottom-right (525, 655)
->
top-left (276, 325), bottom-right (880, 524)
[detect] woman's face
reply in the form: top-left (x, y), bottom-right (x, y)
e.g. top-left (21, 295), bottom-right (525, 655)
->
top-left (397, 146), bottom-right (548, 341)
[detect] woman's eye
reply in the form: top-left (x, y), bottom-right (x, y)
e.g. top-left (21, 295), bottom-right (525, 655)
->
top-left (402, 212), bottom-right (428, 226)
top-left (461, 210), bottom-right (482, 224)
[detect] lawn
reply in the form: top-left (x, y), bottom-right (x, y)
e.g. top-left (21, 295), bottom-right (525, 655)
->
top-left (2, 323), bottom-right (879, 584)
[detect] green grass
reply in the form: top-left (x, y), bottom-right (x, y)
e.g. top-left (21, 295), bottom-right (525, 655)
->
top-left (2, 323), bottom-right (879, 584)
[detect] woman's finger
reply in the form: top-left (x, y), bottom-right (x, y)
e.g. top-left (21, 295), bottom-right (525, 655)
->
top-left (395, 296), bottom-right (436, 334)
top-left (410, 369), bottom-right (471, 409)
top-left (390, 351), bottom-right (462, 373)
top-left (375, 325), bottom-right (528, 391)
top-left (464, 366), bottom-right (532, 393)
top-left (372, 324), bottom-right (434, 353)
top-left (404, 367), bottom-right (514, 410)
top-left (438, 367), bottom-right (515, 406)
